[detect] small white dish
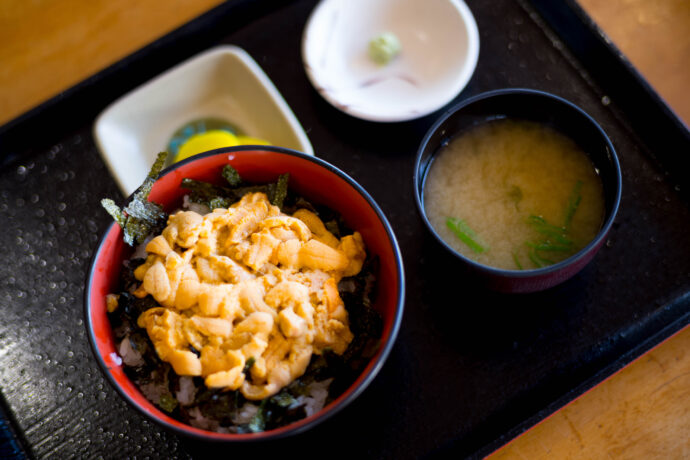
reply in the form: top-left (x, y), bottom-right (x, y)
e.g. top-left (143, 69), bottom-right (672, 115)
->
top-left (94, 46), bottom-right (314, 195)
top-left (302, 0), bottom-right (480, 123)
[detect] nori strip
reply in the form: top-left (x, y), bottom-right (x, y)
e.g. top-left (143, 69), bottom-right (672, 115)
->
top-left (222, 165), bottom-right (242, 187)
top-left (325, 219), bottom-right (341, 238)
top-left (181, 178), bottom-right (230, 199)
top-left (144, 151), bottom-right (167, 185)
top-left (247, 399), bottom-right (268, 433)
top-left (119, 293), bottom-right (158, 323)
top-left (159, 394), bottom-right (178, 413)
top-left (123, 198), bottom-right (165, 223)
top-left (123, 218), bottom-right (153, 246)
top-left (101, 199), bottom-right (126, 227)
top-left (268, 173), bottom-right (289, 209)
top-left (190, 388), bottom-right (245, 426)
top-left (233, 184), bottom-right (272, 197)
top-left (207, 196), bottom-right (234, 210)
top-left (283, 196), bottom-right (317, 214)
top-left (270, 391), bottom-right (299, 409)
top-left (243, 357), bottom-right (256, 375)
top-left (101, 152), bottom-right (169, 246)
top-left (183, 173), bottom-right (290, 211)
top-left (121, 258), bottom-right (145, 292)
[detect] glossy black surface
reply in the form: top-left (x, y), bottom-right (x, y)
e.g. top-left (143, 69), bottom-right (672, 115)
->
top-left (0, 0), bottom-right (689, 458)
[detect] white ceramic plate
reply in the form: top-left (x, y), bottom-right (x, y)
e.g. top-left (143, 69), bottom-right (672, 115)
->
top-left (94, 46), bottom-right (314, 196)
top-left (302, 0), bottom-right (479, 123)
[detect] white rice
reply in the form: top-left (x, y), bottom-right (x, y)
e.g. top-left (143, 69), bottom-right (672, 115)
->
top-left (118, 336), bottom-right (145, 367)
top-left (130, 235), bottom-right (154, 260)
top-left (139, 381), bottom-right (166, 406)
top-left (233, 403), bottom-right (259, 424)
top-left (187, 407), bottom-right (220, 431)
top-left (175, 376), bottom-right (196, 406)
top-left (298, 378), bottom-right (333, 417)
top-left (182, 195), bottom-right (211, 215)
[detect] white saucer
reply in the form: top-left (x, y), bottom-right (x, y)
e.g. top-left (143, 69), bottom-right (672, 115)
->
top-left (302, 0), bottom-right (480, 122)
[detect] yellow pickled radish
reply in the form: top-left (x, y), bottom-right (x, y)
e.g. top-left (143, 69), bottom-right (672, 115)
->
top-left (174, 130), bottom-right (240, 162)
top-left (236, 135), bottom-right (270, 146)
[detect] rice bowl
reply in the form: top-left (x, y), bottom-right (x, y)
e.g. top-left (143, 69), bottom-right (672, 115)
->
top-left (85, 146), bottom-right (405, 440)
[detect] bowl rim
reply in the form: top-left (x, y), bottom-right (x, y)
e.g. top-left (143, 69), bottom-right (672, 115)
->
top-left (85, 145), bottom-right (405, 441)
top-left (413, 87), bottom-right (622, 280)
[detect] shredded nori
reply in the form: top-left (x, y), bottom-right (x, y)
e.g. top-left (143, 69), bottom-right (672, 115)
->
top-left (159, 394), bottom-right (179, 413)
top-left (247, 399), bottom-right (268, 433)
top-left (101, 198), bottom-right (126, 227)
top-left (181, 173), bottom-right (290, 212)
top-left (222, 165), bottom-right (243, 187)
top-left (243, 357), bottom-right (256, 375)
top-left (120, 258), bottom-right (145, 292)
top-left (270, 391), bottom-right (299, 409)
top-left (267, 173), bottom-right (289, 208)
top-left (324, 219), bottom-right (341, 238)
top-left (101, 152), bottom-right (169, 246)
top-left (207, 196), bottom-right (234, 210)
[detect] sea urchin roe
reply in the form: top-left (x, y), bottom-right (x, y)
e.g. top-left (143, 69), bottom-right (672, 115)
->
top-left (127, 192), bottom-right (366, 400)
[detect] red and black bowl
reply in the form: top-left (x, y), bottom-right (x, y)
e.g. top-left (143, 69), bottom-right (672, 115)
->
top-left (413, 88), bottom-right (622, 293)
top-left (85, 146), bottom-right (405, 441)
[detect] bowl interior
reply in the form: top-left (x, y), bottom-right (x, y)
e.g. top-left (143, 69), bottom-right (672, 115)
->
top-left (87, 147), bottom-right (403, 440)
top-left (302, 0), bottom-right (479, 122)
top-left (414, 89), bottom-right (622, 289)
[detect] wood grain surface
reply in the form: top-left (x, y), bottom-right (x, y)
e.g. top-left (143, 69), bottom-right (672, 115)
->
top-left (0, 0), bottom-right (225, 126)
top-left (491, 326), bottom-right (690, 458)
top-left (492, 0), bottom-right (690, 457)
top-left (578, 0), bottom-right (690, 127)
top-left (1, 0), bottom-right (689, 458)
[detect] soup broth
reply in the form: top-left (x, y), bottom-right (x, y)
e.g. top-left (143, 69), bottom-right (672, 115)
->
top-left (423, 119), bottom-right (605, 270)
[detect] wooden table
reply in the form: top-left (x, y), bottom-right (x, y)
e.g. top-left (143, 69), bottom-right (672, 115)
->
top-left (1, 0), bottom-right (689, 457)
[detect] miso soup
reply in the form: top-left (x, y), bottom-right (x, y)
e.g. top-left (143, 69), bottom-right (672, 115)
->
top-left (423, 119), bottom-right (605, 270)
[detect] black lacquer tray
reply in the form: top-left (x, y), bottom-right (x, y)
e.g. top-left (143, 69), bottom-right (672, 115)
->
top-left (1, 0), bottom-right (689, 458)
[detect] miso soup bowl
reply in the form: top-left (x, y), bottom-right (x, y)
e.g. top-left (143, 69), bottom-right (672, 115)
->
top-left (413, 88), bottom-right (622, 293)
top-left (86, 146), bottom-right (405, 441)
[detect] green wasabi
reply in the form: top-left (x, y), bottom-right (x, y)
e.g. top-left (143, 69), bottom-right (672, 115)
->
top-left (368, 32), bottom-right (401, 65)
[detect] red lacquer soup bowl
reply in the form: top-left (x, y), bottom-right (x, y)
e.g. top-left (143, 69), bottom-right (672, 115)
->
top-left (85, 146), bottom-right (405, 441)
